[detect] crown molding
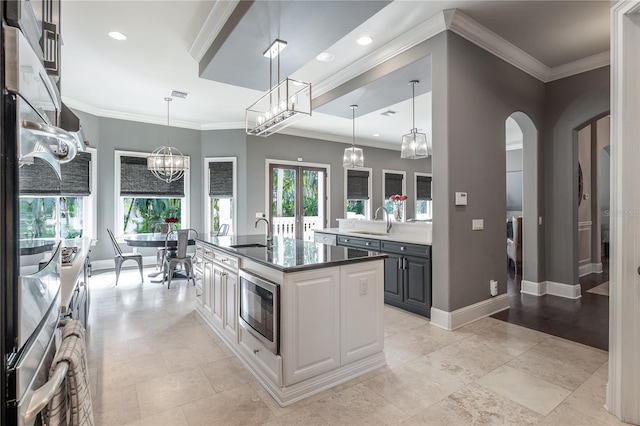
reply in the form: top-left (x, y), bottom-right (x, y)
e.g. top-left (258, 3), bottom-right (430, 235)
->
top-left (445, 9), bottom-right (550, 81)
top-left (547, 51), bottom-right (610, 82)
top-left (200, 121), bottom-right (245, 131)
top-left (312, 12), bottom-right (448, 98)
top-left (63, 98), bottom-right (204, 131)
top-left (189, 0), bottom-right (240, 62)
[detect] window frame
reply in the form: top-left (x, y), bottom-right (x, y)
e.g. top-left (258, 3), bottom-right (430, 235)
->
top-left (344, 166), bottom-right (372, 220)
top-left (382, 169), bottom-right (407, 221)
top-left (114, 149), bottom-right (190, 239)
top-left (204, 156), bottom-right (237, 236)
top-left (414, 171), bottom-right (433, 221)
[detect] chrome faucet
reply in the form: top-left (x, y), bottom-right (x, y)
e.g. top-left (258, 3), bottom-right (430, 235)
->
top-left (255, 217), bottom-right (272, 242)
top-left (374, 206), bottom-right (392, 233)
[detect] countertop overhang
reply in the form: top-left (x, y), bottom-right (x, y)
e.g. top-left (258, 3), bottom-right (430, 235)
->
top-left (196, 234), bottom-right (385, 272)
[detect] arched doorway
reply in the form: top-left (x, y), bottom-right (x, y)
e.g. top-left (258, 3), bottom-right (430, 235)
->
top-left (505, 112), bottom-right (541, 289)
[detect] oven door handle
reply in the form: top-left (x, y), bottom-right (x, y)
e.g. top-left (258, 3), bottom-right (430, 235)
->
top-left (24, 360), bottom-right (69, 423)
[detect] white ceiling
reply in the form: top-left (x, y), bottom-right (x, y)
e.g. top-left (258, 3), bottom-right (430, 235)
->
top-left (60, 1), bottom-right (610, 149)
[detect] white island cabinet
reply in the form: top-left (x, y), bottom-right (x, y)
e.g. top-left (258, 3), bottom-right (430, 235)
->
top-left (194, 235), bottom-right (386, 407)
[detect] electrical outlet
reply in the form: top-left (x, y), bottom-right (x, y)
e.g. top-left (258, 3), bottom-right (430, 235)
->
top-left (359, 279), bottom-right (368, 296)
top-left (490, 280), bottom-right (498, 296)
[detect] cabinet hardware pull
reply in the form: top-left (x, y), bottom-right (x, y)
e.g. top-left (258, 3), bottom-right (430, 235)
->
top-left (366, 242), bottom-right (371, 246)
top-left (345, 238), bottom-right (350, 242)
top-left (398, 258), bottom-right (402, 270)
top-left (403, 258), bottom-right (407, 269)
top-left (400, 246), bottom-right (406, 251)
top-left (253, 349), bottom-right (260, 355)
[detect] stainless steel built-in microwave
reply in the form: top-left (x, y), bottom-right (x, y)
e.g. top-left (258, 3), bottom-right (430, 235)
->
top-left (238, 270), bottom-right (279, 354)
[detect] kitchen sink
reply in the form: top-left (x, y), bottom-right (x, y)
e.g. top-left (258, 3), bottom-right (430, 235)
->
top-left (229, 243), bottom-right (268, 248)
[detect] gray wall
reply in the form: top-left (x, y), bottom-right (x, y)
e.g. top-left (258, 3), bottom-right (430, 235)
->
top-left (244, 132), bottom-right (431, 232)
top-left (75, 111), bottom-right (203, 262)
top-left (543, 66), bottom-right (610, 286)
top-left (75, 112), bottom-right (430, 262)
top-left (436, 32), bottom-right (545, 311)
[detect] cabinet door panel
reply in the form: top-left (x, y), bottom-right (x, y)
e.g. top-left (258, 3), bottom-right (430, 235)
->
top-left (203, 261), bottom-right (213, 316)
top-left (212, 268), bottom-right (224, 327)
top-left (340, 262), bottom-right (384, 365)
top-left (404, 256), bottom-right (431, 316)
top-left (283, 269), bottom-right (340, 385)
top-left (224, 272), bottom-right (238, 341)
top-left (383, 254), bottom-right (403, 302)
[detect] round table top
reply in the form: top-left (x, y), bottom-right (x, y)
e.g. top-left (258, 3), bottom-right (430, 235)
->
top-left (123, 233), bottom-right (195, 248)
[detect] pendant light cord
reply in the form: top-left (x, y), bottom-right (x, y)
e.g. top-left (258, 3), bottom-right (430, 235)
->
top-left (412, 81), bottom-right (416, 130)
top-left (352, 107), bottom-right (355, 148)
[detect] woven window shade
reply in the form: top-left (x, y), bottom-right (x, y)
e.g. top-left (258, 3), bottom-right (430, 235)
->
top-left (347, 169), bottom-right (369, 200)
top-left (209, 161), bottom-right (234, 198)
top-left (20, 152), bottom-right (92, 196)
top-left (120, 155), bottom-right (185, 197)
top-left (416, 175), bottom-right (432, 200)
top-left (384, 173), bottom-right (404, 198)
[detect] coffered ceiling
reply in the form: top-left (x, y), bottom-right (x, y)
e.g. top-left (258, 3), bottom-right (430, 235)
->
top-left (60, 1), bottom-right (610, 149)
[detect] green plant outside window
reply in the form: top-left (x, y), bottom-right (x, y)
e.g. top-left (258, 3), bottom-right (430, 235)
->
top-left (123, 198), bottom-right (182, 234)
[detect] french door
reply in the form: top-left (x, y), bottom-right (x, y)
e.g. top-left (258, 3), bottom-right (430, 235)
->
top-left (269, 163), bottom-right (327, 240)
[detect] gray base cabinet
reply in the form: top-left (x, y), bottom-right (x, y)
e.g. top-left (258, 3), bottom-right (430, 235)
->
top-left (337, 236), bottom-right (432, 317)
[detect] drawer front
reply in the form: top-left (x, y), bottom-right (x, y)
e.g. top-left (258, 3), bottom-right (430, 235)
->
top-left (314, 232), bottom-right (337, 246)
top-left (239, 327), bottom-right (282, 386)
top-left (202, 245), bottom-right (215, 261)
top-left (213, 249), bottom-right (239, 272)
top-left (380, 241), bottom-right (431, 258)
top-left (337, 236), bottom-right (380, 251)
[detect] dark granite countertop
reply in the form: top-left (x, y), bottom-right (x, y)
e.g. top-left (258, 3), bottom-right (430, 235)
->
top-left (196, 234), bottom-right (386, 272)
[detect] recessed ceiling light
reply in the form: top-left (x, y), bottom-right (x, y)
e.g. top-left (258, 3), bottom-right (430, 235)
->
top-left (108, 31), bottom-right (127, 41)
top-left (373, 133), bottom-right (380, 137)
top-left (357, 35), bottom-right (373, 46)
top-left (316, 52), bottom-right (335, 62)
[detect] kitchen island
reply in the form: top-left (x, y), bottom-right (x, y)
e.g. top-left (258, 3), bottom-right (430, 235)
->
top-left (194, 234), bottom-right (386, 406)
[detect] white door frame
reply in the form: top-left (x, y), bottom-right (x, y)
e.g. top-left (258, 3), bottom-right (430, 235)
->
top-left (608, 2), bottom-right (640, 423)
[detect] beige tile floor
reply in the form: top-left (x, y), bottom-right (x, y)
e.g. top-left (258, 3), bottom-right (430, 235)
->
top-left (87, 267), bottom-right (625, 426)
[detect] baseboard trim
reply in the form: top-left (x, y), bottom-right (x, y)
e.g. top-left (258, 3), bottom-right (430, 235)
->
top-left (546, 281), bottom-right (582, 299)
top-left (91, 256), bottom-right (156, 271)
top-left (521, 280), bottom-right (546, 296)
top-left (430, 294), bottom-right (510, 331)
top-left (579, 262), bottom-right (603, 277)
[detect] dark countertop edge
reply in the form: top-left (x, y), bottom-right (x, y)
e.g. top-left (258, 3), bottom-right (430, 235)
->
top-left (317, 228), bottom-right (432, 247)
top-left (195, 237), bottom-right (387, 273)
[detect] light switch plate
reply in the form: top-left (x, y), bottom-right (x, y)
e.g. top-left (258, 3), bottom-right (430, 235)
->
top-left (472, 219), bottom-right (484, 230)
top-left (455, 192), bottom-right (468, 206)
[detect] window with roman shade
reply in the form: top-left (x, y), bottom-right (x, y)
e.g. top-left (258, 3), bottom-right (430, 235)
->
top-left (20, 151), bottom-right (92, 196)
top-left (209, 161), bottom-right (234, 198)
top-left (384, 173), bottom-right (404, 198)
top-left (346, 169), bottom-right (369, 200)
top-left (120, 155), bottom-right (185, 197)
top-left (416, 175), bottom-right (432, 200)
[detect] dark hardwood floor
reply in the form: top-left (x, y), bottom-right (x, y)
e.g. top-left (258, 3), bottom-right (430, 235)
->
top-left (492, 259), bottom-right (609, 351)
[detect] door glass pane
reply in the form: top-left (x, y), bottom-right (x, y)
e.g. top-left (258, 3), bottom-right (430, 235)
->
top-left (271, 167), bottom-right (297, 238)
top-left (302, 169), bottom-right (324, 240)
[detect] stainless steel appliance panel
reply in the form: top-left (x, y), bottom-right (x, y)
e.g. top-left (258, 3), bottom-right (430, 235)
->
top-left (18, 241), bottom-right (60, 352)
top-left (238, 270), bottom-right (279, 354)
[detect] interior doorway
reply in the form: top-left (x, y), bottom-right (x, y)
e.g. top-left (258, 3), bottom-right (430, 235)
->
top-left (268, 162), bottom-right (328, 241)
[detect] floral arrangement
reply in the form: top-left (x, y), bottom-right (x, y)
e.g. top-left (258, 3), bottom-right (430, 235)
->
top-left (389, 194), bottom-right (407, 201)
top-left (164, 217), bottom-right (179, 223)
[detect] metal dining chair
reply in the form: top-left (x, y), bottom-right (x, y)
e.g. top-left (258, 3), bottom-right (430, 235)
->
top-left (153, 223), bottom-right (170, 270)
top-left (107, 228), bottom-right (144, 286)
top-left (162, 228), bottom-right (198, 289)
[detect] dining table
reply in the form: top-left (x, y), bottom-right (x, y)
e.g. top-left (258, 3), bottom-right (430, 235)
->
top-left (123, 233), bottom-right (196, 282)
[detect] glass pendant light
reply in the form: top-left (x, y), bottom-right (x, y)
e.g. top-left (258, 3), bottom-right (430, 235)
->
top-left (343, 105), bottom-right (364, 168)
top-left (401, 80), bottom-right (431, 159)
